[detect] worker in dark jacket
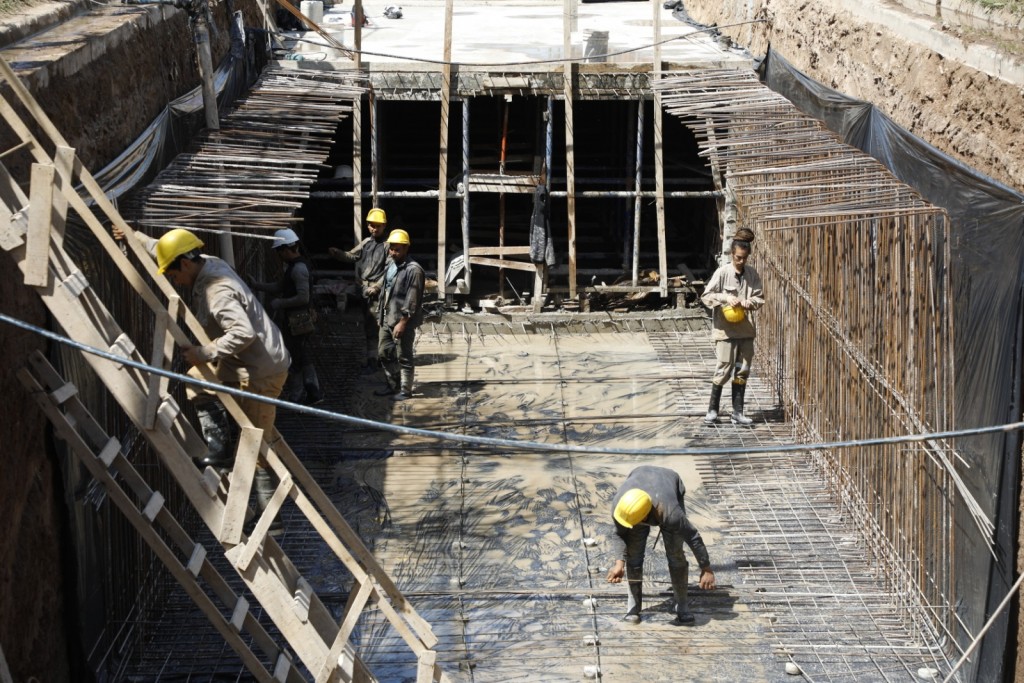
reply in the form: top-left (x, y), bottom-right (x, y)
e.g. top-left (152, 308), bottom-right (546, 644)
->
top-left (329, 207), bottom-right (390, 370)
top-left (375, 228), bottom-right (425, 400)
top-left (250, 229), bottom-right (322, 405)
top-left (607, 465), bottom-right (716, 625)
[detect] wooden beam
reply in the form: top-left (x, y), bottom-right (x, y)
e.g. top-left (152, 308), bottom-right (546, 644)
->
top-left (563, 17), bottom-right (577, 299)
top-left (352, 94), bottom-right (363, 245)
top-left (467, 246), bottom-right (530, 256)
top-left (468, 256), bottom-right (537, 272)
top-left (653, 0), bottom-right (668, 298)
top-left (220, 426), bottom-right (264, 544)
top-left (25, 163), bottom-right (54, 287)
top-left (436, 0), bottom-right (454, 296)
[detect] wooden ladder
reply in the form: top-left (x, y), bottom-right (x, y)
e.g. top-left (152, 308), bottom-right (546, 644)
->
top-left (0, 56), bottom-right (447, 683)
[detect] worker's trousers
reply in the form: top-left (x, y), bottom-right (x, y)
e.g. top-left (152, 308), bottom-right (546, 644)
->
top-left (711, 337), bottom-right (754, 386)
top-left (378, 323), bottom-right (416, 389)
top-left (622, 525), bottom-right (690, 616)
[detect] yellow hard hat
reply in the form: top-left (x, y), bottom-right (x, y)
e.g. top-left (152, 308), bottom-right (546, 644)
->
top-left (386, 228), bottom-right (410, 245)
top-left (366, 207), bottom-right (387, 224)
top-left (722, 304), bottom-right (746, 324)
top-left (613, 489), bottom-right (652, 528)
top-left (156, 228), bottom-right (204, 274)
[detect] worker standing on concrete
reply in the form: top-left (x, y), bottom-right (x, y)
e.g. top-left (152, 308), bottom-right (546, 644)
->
top-left (329, 207), bottom-right (390, 371)
top-left (606, 465), bottom-right (716, 625)
top-left (115, 226), bottom-right (290, 534)
top-left (375, 228), bottom-right (425, 400)
top-left (701, 227), bottom-right (763, 426)
top-left (249, 228), bottom-right (323, 405)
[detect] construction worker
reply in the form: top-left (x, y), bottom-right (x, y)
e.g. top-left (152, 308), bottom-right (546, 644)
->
top-left (375, 228), bottom-right (425, 400)
top-left (115, 226), bottom-right (290, 534)
top-left (329, 207), bottom-right (390, 370)
top-left (249, 229), bottom-right (323, 405)
top-left (606, 465), bottom-right (716, 625)
top-left (701, 228), bottom-right (764, 425)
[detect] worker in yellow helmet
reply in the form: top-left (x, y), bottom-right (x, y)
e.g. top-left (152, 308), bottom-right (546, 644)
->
top-left (607, 466), bottom-right (716, 625)
top-left (116, 225), bottom-right (291, 534)
top-left (700, 230), bottom-right (764, 426)
top-left (329, 207), bottom-right (390, 371)
top-left (374, 228), bottom-right (425, 400)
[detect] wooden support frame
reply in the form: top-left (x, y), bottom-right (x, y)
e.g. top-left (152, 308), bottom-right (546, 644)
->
top-left (436, 0), bottom-right (454, 297)
top-left (0, 55), bottom-right (448, 683)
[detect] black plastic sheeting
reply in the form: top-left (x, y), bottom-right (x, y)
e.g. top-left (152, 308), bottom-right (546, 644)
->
top-left (763, 49), bottom-right (1024, 682)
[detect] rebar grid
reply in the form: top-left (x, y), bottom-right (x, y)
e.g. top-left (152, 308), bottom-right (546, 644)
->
top-left (655, 69), bottom-right (961, 669)
top-left (122, 67), bottom-right (367, 234)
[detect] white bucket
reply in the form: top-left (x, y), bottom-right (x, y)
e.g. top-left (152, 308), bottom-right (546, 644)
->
top-left (299, 0), bottom-right (324, 27)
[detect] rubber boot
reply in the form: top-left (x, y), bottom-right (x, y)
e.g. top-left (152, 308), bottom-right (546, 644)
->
top-left (396, 367), bottom-right (414, 400)
top-left (302, 364), bottom-right (323, 405)
top-left (731, 382), bottom-right (754, 426)
top-left (195, 402), bottom-right (235, 469)
top-left (283, 369), bottom-right (304, 403)
top-left (668, 564), bottom-right (694, 625)
top-left (254, 468), bottom-right (284, 537)
top-left (704, 383), bottom-right (723, 424)
top-left (623, 566), bottom-right (643, 623)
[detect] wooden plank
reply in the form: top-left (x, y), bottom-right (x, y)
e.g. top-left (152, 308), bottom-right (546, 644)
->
top-left (316, 579), bottom-right (374, 683)
top-left (143, 297), bottom-right (179, 429)
top-left (467, 256), bottom-right (537, 273)
top-left (467, 246), bottom-right (531, 256)
top-left (415, 650), bottom-right (437, 683)
top-left (52, 147), bottom-right (74, 246)
top-left (220, 426), bottom-right (264, 544)
top-left (436, 0), bottom-right (454, 297)
top-left (352, 94), bottom-right (363, 245)
top-left (563, 71), bottom-right (577, 298)
top-left (652, 1), bottom-right (668, 298)
top-left (235, 473), bottom-right (293, 571)
top-left (25, 163), bottom-right (54, 287)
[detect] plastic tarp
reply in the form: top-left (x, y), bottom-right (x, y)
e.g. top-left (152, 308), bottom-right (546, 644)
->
top-left (763, 49), bottom-right (1024, 682)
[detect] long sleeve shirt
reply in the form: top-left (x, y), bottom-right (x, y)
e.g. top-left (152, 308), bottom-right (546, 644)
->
top-left (701, 262), bottom-right (764, 341)
top-left (379, 257), bottom-right (425, 330)
top-left (338, 236), bottom-right (390, 288)
top-left (610, 465), bottom-right (711, 570)
top-left (137, 233), bottom-right (290, 382)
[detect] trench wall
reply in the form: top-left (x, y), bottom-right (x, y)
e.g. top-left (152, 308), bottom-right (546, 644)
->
top-left (0, 0), bottom-right (261, 678)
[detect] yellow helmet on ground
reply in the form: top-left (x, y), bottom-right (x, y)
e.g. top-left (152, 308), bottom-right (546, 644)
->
top-left (156, 229), bottom-right (204, 274)
top-left (386, 228), bottom-right (410, 245)
top-left (722, 304), bottom-right (746, 324)
top-left (614, 489), bottom-right (652, 528)
top-left (366, 207), bottom-right (387, 224)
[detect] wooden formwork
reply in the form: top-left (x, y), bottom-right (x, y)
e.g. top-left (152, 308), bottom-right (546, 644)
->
top-left (0, 55), bottom-right (449, 683)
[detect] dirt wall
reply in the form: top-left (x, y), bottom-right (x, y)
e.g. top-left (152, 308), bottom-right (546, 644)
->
top-left (680, 0), bottom-right (1024, 194)
top-left (0, 0), bottom-right (262, 678)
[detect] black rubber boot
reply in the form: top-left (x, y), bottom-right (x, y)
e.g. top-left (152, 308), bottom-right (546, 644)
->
top-left (254, 468), bottom-right (284, 537)
top-left (623, 566), bottom-right (643, 623)
top-left (704, 383), bottom-right (723, 424)
top-left (668, 564), bottom-right (694, 625)
top-left (731, 382), bottom-right (753, 426)
top-left (195, 402), bottom-right (235, 468)
top-left (396, 368), bottom-right (414, 400)
top-left (302, 364), bottom-right (323, 405)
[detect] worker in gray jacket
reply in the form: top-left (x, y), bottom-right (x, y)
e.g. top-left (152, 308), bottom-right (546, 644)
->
top-left (375, 228), bottom-right (425, 400)
top-left (701, 228), bottom-right (764, 425)
top-left (329, 207), bottom-right (390, 370)
top-left (606, 465), bottom-right (716, 625)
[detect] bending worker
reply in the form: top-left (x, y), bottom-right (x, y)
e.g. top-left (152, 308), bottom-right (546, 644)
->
top-left (329, 207), bottom-right (390, 371)
top-left (114, 226), bottom-right (290, 534)
top-left (375, 228), bottom-right (425, 400)
top-left (701, 227), bottom-right (764, 426)
top-left (607, 465), bottom-right (716, 625)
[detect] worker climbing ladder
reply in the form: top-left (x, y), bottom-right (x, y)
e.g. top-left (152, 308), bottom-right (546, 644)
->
top-left (0, 56), bottom-right (448, 683)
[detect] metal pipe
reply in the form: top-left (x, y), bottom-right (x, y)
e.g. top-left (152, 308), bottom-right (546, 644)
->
top-left (550, 190), bottom-right (721, 199)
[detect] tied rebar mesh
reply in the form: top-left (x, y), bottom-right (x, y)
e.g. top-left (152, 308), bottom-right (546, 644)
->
top-left (656, 69), bottom-right (962, 662)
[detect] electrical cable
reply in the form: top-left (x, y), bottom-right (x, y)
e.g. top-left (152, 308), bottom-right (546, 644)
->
top-left (3, 310), bottom-right (1021, 458)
